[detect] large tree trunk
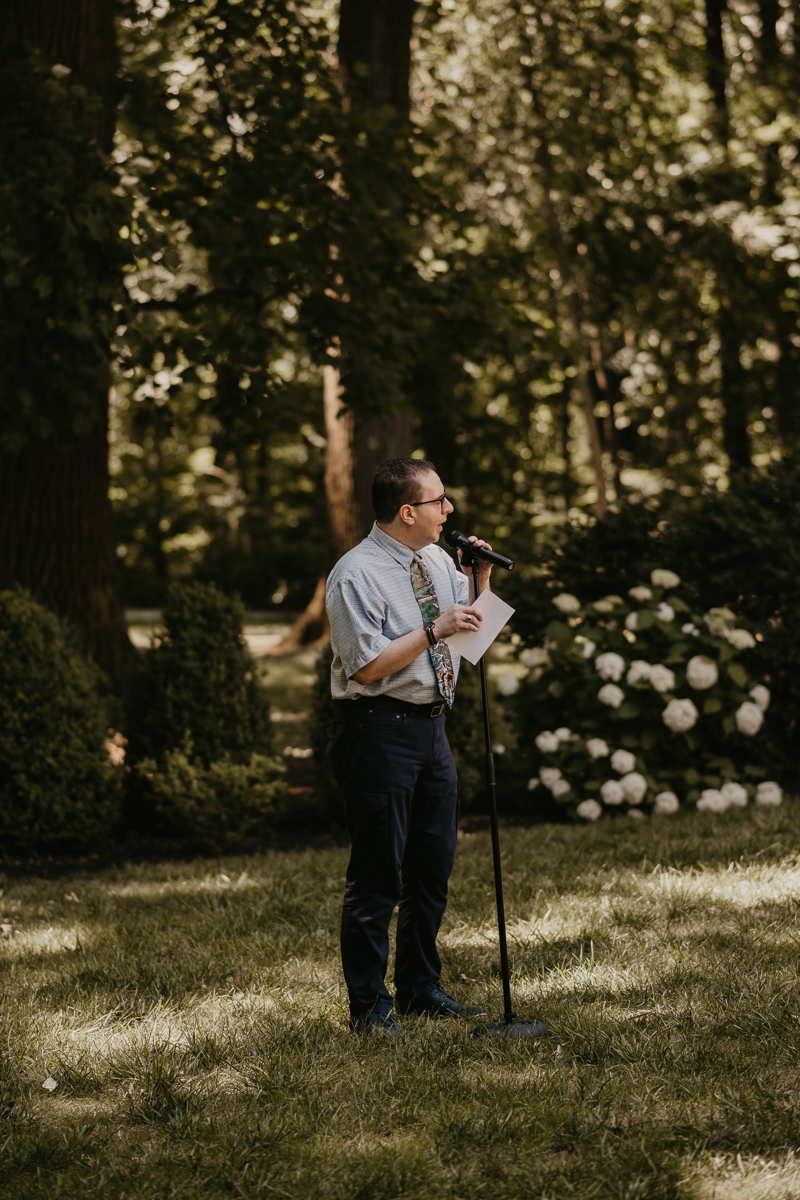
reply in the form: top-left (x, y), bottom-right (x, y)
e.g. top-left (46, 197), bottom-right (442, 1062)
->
top-left (278, 2), bottom-right (416, 649)
top-left (0, 0), bottom-right (135, 686)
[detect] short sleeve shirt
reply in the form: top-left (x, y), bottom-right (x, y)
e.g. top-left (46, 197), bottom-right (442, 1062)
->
top-left (326, 523), bottom-right (470, 702)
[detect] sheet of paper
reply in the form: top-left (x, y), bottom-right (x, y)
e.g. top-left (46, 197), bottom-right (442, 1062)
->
top-left (444, 588), bottom-right (515, 665)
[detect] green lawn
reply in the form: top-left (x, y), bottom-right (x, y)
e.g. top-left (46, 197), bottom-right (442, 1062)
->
top-left (2, 807), bottom-right (800, 1199)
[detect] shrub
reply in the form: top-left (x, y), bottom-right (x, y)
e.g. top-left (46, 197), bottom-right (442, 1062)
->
top-left (504, 466), bottom-right (800, 793)
top-left (0, 590), bottom-right (120, 853)
top-left (502, 570), bottom-right (780, 819)
top-left (126, 582), bottom-right (284, 838)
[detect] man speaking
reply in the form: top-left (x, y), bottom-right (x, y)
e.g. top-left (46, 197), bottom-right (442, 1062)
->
top-left (326, 457), bottom-right (492, 1034)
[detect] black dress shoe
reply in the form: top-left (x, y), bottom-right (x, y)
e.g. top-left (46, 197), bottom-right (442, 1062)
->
top-left (396, 984), bottom-right (485, 1018)
top-left (350, 1011), bottom-right (406, 1036)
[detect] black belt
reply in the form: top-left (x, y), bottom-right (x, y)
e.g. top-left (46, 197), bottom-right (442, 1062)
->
top-left (336, 695), bottom-right (449, 719)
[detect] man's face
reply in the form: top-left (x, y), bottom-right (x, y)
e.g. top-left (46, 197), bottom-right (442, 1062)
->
top-left (408, 471), bottom-right (454, 546)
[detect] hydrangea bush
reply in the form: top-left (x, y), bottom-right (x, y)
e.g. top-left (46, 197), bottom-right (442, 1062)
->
top-left (501, 570), bottom-right (781, 819)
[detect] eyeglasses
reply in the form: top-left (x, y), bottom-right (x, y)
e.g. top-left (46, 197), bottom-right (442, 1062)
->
top-left (409, 491), bottom-right (447, 510)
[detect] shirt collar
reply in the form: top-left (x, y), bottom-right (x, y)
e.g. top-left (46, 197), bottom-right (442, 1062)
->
top-left (368, 522), bottom-right (417, 569)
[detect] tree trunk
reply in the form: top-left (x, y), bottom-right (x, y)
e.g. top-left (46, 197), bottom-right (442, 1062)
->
top-left (0, 419), bottom-right (135, 684)
top-left (0, 0), bottom-right (135, 686)
top-left (279, 1), bottom-right (416, 648)
top-left (704, 0), bottom-right (729, 138)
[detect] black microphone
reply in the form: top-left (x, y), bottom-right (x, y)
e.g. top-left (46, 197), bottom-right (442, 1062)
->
top-left (444, 528), bottom-right (515, 571)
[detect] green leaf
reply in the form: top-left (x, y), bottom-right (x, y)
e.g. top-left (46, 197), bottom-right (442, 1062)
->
top-left (635, 611), bottom-right (655, 629)
top-left (617, 701), bottom-right (640, 719)
top-left (684, 768), bottom-right (701, 784)
top-left (703, 696), bottom-right (722, 714)
top-left (727, 662), bottom-right (748, 687)
top-left (545, 620), bottom-right (572, 640)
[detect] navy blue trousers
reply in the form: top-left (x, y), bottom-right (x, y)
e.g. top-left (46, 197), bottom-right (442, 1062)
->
top-left (327, 705), bottom-right (459, 1018)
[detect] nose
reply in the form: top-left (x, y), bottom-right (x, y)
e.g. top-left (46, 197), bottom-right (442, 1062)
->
top-left (443, 497), bottom-right (454, 515)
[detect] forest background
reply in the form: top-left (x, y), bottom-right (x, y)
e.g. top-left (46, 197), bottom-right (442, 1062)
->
top-left (1, 0), bottom-right (800, 688)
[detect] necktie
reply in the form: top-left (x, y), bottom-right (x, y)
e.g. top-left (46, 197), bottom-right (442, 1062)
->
top-left (410, 553), bottom-right (455, 708)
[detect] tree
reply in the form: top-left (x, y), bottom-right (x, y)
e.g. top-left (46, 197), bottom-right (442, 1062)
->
top-left (0, 1), bottom-right (136, 686)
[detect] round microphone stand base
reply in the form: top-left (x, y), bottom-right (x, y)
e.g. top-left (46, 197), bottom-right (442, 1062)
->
top-left (471, 1019), bottom-right (551, 1040)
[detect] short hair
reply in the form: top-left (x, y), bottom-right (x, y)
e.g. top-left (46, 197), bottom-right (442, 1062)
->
top-left (372, 458), bottom-right (438, 524)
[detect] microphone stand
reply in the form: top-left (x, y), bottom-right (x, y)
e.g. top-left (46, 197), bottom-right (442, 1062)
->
top-left (462, 547), bottom-right (550, 1040)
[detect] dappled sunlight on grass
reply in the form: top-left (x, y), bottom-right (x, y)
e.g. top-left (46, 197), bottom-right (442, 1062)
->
top-left (3, 806), bottom-right (800, 1196)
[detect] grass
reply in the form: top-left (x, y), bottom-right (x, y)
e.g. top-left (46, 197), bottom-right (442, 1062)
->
top-left (3, 807), bottom-right (800, 1199)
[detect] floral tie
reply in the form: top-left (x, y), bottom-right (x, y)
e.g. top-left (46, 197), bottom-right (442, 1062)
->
top-left (410, 553), bottom-right (455, 708)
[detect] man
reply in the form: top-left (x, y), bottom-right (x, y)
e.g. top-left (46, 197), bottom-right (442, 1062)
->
top-left (326, 457), bottom-right (492, 1034)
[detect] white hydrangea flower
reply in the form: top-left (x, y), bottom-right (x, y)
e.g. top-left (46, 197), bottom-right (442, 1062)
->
top-left (726, 628), bottom-right (756, 650)
top-left (628, 586), bottom-right (653, 602)
top-left (749, 684), bottom-right (771, 712)
top-left (535, 730), bottom-right (561, 753)
top-left (555, 727), bottom-right (573, 742)
top-left (625, 612), bottom-right (639, 631)
top-left (655, 602), bottom-right (675, 623)
top-left (662, 698), bottom-right (699, 732)
top-left (520, 646), bottom-right (550, 669)
top-left (735, 701), bottom-right (764, 736)
top-left (526, 777), bottom-right (540, 791)
top-left (720, 781), bottom-right (748, 808)
top-left (496, 674), bottom-right (520, 696)
top-left (627, 660), bottom-right (651, 687)
top-left (576, 638), bottom-right (596, 658)
top-left (686, 655), bottom-right (718, 690)
top-left (539, 767), bottom-right (563, 788)
top-left (550, 778), bottom-right (571, 797)
top-left (654, 791), bottom-right (680, 815)
top-left (586, 737), bottom-right (610, 759)
top-left (648, 665), bottom-right (676, 694)
top-left (601, 779), bottom-right (625, 805)
top-left (628, 808), bottom-right (645, 820)
top-left (610, 749), bottom-right (636, 774)
top-left (596, 652), bottom-right (625, 681)
top-left (651, 569), bottom-right (681, 588)
top-left (577, 798), bottom-right (602, 821)
top-left (703, 607), bottom-right (736, 637)
top-left (598, 683), bottom-right (625, 708)
top-left (697, 788), bottom-right (729, 813)
top-left (756, 781), bottom-right (782, 807)
top-left (681, 622), bottom-right (699, 636)
top-left (621, 772), bottom-right (648, 805)
top-left (492, 744), bottom-right (506, 755)
top-left (593, 594), bottom-right (624, 612)
top-left (553, 593), bottom-right (581, 613)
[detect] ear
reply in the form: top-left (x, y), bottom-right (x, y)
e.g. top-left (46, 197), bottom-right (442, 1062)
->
top-left (398, 503), bottom-right (416, 526)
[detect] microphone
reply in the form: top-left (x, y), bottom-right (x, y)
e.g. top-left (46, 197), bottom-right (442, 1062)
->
top-left (445, 529), bottom-right (515, 571)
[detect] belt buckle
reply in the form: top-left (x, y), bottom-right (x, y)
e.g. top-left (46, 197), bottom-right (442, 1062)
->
top-left (430, 701), bottom-right (445, 717)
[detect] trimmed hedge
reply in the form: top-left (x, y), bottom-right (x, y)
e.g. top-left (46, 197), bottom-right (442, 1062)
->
top-left (0, 590), bottom-right (120, 853)
top-left (126, 582), bottom-right (284, 839)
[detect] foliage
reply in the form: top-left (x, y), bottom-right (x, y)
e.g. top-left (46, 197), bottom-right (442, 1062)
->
top-left (505, 467), bottom-right (800, 791)
top-left (0, 61), bottom-right (129, 451)
top-left (127, 581), bottom-right (274, 766)
top-left (126, 581), bottom-right (283, 837)
top-left (502, 572), bottom-right (777, 817)
top-left (4, 810), bottom-right (800, 1195)
top-left (0, 591), bottom-right (120, 853)
top-left (134, 735), bottom-right (284, 844)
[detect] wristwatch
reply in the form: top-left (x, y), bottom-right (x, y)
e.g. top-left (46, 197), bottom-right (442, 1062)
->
top-left (424, 620), bottom-right (437, 646)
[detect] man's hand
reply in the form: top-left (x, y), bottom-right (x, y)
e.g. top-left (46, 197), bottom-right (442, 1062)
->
top-left (432, 602), bottom-right (483, 640)
top-left (457, 536), bottom-right (493, 593)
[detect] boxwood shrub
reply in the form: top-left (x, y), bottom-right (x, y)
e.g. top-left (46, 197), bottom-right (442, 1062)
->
top-left (0, 590), bottom-right (120, 854)
top-left (126, 582), bottom-right (284, 839)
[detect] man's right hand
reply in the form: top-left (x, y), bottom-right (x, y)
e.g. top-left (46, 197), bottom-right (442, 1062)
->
top-left (433, 603), bottom-right (483, 639)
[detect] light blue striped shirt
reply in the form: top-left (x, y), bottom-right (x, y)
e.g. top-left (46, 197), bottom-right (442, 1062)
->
top-left (326, 522), bottom-right (470, 702)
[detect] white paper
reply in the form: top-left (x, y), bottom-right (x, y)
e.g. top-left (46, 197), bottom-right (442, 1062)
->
top-left (444, 588), bottom-right (515, 665)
